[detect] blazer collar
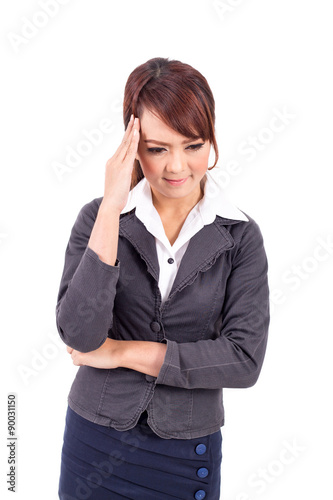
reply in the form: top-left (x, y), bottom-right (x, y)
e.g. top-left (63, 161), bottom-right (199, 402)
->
top-left (119, 213), bottom-right (240, 296)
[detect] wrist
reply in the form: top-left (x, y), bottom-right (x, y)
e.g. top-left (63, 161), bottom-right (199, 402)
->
top-left (114, 340), bottom-right (126, 369)
top-left (116, 340), bottom-right (167, 377)
top-left (99, 199), bottom-right (122, 217)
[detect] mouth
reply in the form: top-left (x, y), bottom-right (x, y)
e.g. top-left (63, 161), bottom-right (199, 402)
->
top-left (163, 177), bottom-right (188, 186)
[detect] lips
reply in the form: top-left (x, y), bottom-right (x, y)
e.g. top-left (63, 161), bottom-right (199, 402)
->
top-left (164, 177), bottom-right (188, 186)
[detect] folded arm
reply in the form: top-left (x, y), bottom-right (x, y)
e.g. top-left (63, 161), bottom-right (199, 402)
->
top-left (156, 219), bottom-right (270, 389)
top-left (67, 338), bottom-right (167, 377)
top-left (66, 219), bottom-right (270, 389)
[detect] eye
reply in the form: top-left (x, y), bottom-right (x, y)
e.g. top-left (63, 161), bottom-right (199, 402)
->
top-left (186, 143), bottom-right (205, 152)
top-left (147, 148), bottom-right (166, 155)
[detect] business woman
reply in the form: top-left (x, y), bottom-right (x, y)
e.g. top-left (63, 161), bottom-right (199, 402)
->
top-left (56, 57), bottom-right (270, 499)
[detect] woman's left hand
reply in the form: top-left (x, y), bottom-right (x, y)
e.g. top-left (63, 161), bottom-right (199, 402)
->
top-left (66, 338), bottom-right (119, 369)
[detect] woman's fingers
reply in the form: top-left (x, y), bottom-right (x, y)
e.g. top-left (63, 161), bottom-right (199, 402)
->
top-left (103, 116), bottom-right (140, 209)
top-left (104, 118), bottom-right (140, 176)
top-left (121, 119), bottom-right (140, 162)
top-left (66, 346), bottom-right (83, 366)
top-left (123, 121), bottom-right (140, 162)
top-left (113, 114), bottom-right (136, 159)
top-left (118, 117), bottom-right (140, 164)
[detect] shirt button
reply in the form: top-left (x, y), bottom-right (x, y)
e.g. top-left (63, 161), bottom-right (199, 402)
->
top-left (194, 490), bottom-right (206, 500)
top-left (150, 321), bottom-right (161, 333)
top-left (167, 258), bottom-right (174, 264)
top-left (197, 467), bottom-right (209, 478)
top-left (195, 444), bottom-right (207, 455)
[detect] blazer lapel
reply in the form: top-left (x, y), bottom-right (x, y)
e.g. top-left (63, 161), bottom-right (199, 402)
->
top-left (119, 212), bottom-right (159, 282)
top-left (168, 218), bottom-right (237, 298)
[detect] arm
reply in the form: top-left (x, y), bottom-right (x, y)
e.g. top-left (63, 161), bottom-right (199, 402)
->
top-left (67, 338), bottom-right (167, 377)
top-left (86, 116), bottom-right (140, 266)
top-left (55, 204), bottom-right (121, 353)
top-left (55, 115), bottom-right (140, 352)
top-left (155, 219), bottom-right (270, 390)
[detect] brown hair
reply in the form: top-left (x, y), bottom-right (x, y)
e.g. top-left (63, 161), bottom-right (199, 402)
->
top-left (123, 57), bottom-right (219, 188)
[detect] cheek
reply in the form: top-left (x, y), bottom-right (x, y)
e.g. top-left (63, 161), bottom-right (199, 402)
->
top-left (192, 152), bottom-right (210, 174)
top-left (138, 155), bottom-right (161, 178)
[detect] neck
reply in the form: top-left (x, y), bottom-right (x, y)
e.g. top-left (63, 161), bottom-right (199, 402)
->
top-left (151, 177), bottom-right (206, 218)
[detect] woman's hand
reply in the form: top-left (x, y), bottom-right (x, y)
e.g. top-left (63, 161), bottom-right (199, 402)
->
top-left (66, 338), bottom-right (120, 370)
top-left (87, 115), bottom-right (140, 266)
top-left (102, 114), bottom-right (140, 213)
top-left (67, 338), bottom-right (167, 377)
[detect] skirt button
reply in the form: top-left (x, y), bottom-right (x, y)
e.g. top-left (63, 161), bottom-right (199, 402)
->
top-left (194, 490), bottom-right (206, 500)
top-left (195, 443), bottom-right (207, 455)
top-left (197, 467), bottom-right (209, 478)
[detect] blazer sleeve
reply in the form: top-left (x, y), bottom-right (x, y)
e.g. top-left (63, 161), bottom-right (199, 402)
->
top-left (55, 199), bottom-right (120, 352)
top-left (155, 218), bottom-right (270, 390)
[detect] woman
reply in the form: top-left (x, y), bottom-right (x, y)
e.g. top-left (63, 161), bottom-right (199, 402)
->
top-left (56, 57), bottom-right (270, 499)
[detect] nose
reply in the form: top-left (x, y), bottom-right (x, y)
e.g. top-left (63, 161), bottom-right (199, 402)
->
top-left (165, 150), bottom-right (186, 174)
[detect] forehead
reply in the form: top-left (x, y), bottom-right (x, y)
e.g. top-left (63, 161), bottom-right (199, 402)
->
top-left (139, 109), bottom-right (201, 144)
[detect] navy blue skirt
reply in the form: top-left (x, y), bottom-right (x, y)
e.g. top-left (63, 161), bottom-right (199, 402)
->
top-left (58, 405), bottom-right (222, 499)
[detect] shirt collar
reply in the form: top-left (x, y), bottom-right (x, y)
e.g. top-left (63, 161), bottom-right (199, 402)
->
top-left (197, 169), bottom-right (249, 223)
top-left (120, 170), bottom-right (248, 223)
top-left (121, 176), bottom-right (152, 215)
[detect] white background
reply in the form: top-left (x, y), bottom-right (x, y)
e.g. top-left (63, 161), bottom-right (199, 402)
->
top-left (0, 0), bottom-right (332, 498)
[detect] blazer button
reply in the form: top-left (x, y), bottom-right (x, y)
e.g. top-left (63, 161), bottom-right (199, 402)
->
top-left (194, 490), bottom-right (206, 500)
top-left (150, 321), bottom-right (161, 333)
top-left (197, 467), bottom-right (209, 478)
top-left (195, 444), bottom-right (207, 455)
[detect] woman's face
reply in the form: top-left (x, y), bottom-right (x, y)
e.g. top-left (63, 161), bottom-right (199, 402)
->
top-left (136, 109), bottom-right (211, 206)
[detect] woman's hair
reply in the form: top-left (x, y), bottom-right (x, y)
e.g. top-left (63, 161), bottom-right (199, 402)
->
top-left (123, 57), bottom-right (219, 188)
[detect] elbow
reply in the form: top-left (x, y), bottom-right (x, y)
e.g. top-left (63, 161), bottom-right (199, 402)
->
top-left (230, 360), bottom-right (263, 389)
top-left (55, 313), bottom-right (106, 353)
top-left (239, 370), bottom-right (261, 389)
top-left (228, 329), bottom-right (268, 389)
top-left (56, 308), bottom-right (80, 348)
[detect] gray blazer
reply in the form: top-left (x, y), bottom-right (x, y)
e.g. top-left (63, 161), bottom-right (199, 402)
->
top-left (55, 196), bottom-right (270, 439)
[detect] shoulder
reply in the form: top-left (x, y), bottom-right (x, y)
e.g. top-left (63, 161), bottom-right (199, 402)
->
top-left (216, 212), bottom-right (266, 252)
top-left (78, 196), bottom-right (103, 218)
top-left (72, 196), bottom-right (103, 233)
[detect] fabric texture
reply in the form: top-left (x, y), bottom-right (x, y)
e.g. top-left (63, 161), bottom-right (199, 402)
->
top-left (55, 174), bottom-right (270, 439)
top-left (58, 404), bottom-right (222, 500)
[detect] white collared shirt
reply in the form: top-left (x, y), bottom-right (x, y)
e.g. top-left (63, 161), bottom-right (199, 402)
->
top-left (121, 170), bottom-right (248, 303)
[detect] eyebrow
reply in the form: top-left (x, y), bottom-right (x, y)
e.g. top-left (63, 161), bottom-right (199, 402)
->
top-left (144, 138), bottom-right (203, 146)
